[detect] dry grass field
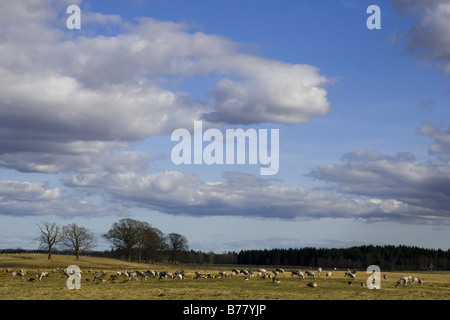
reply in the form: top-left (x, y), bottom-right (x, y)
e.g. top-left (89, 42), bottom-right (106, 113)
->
top-left (0, 253), bottom-right (449, 300)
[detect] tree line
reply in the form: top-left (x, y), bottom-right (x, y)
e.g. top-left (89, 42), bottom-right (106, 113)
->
top-left (18, 219), bottom-right (450, 270)
top-left (153, 246), bottom-right (449, 271)
top-left (34, 218), bottom-right (188, 262)
top-left (231, 245), bottom-right (450, 271)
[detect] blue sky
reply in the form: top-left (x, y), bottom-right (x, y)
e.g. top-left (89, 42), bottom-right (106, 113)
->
top-left (0, 0), bottom-right (449, 253)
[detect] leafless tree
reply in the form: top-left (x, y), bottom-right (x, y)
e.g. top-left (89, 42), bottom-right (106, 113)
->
top-left (35, 221), bottom-right (61, 260)
top-left (61, 223), bottom-right (96, 260)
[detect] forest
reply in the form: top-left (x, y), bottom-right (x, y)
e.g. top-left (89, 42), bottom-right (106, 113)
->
top-left (169, 245), bottom-right (448, 271)
top-left (230, 245), bottom-right (449, 271)
top-left (3, 245), bottom-right (448, 271)
top-left (2, 217), bottom-right (449, 271)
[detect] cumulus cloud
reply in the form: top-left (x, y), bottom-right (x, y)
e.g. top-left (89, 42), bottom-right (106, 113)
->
top-left (2, 0), bottom-right (447, 229)
top-left (0, 0), bottom-right (331, 175)
top-left (391, 0), bottom-right (450, 73)
top-left (0, 180), bottom-right (108, 217)
top-left (204, 59), bottom-right (330, 124)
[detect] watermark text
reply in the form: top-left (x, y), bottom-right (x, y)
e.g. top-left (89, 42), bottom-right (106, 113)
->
top-left (171, 121), bottom-right (279, 175)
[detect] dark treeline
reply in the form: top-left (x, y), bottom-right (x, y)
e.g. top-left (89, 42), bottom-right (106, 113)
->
top-left (2, 244), bottom-right (448, 271)
top-left (232, 245), bottom-right (450, 271)
top-left (108, 244), bottom-right (450, 271)
top-left (3, 217), bottom-right (449, 270)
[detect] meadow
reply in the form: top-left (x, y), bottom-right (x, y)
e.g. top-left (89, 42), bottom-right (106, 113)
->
top-left (0, 253), bottom-right (449, 300)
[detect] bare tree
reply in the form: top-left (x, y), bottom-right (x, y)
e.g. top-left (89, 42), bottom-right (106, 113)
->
top-left (36, 221), bottom-right (61, 260)
top-left (167, 233), bottom-right (188, 263)
top-left (61, 223), bottom-right (96, 260)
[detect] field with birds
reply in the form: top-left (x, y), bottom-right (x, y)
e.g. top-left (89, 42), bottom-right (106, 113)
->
top-left (1, 253), bottom-right (449, 300)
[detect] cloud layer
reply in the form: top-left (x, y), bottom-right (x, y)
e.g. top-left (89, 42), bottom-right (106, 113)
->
top-left (0, 180), bottom-right (108, 217)
top-left (309, 127), bottom-right (450, 225)
top-left (0, 0), bottom-right (449, 229)
top-left (0, 0), bottom-right (333, 220)
top-left (0, 0), bottom-right (332, 176)
top-left (62, 166), bottom-right (450, 225)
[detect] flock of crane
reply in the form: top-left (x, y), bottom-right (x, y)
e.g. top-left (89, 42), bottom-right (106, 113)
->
top-left (3, 266), bottom-right (424, 289)
top-left (5, 268), bottom-right (49, 282)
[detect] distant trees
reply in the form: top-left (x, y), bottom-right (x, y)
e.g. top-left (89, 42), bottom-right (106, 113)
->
top-left (34, 218), bottom-right (189, 263)
top-left (234, 245), bottom-right (450, 271)
top-left (103, 218), bottom-right (141, 262)
top-left (167, 233), bottom-right (188, 263)
top-left (36, 221), bottom-right (95, 260)
top-left (140, 224), bottom-right (167, 263)
top-left (33, 220), bottom-right (449, 270)
top-left (103, 218), bottom-right (186, 263)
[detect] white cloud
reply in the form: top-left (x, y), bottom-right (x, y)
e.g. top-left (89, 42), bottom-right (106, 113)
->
top-left (0, 180), bottom-right (108, 217)
top-left (0, 0), bottom-right (331, 175)
top-left (205, 58), bottom-right (330, 124)
top-left (1, 0), bottom-right (447, 229)
top-left (0, 181), bottom-right (60, 201)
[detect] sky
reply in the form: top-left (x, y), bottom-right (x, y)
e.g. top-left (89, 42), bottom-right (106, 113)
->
top-left (0, 0), bottom-right (449, 253)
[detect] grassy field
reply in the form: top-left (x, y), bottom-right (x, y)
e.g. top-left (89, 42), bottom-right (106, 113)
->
top-left (0, 253), bottom-right (449, 300)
